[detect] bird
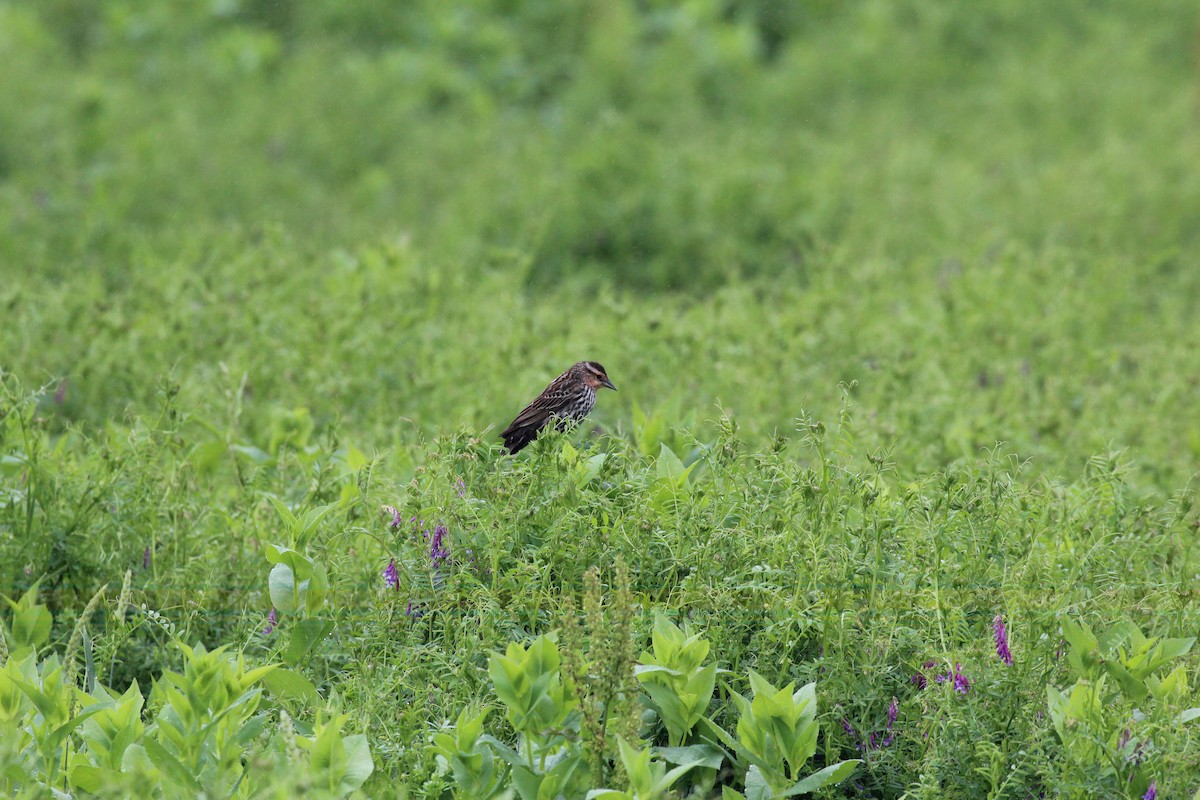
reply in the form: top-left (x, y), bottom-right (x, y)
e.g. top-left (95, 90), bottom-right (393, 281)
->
top-left (500, 361), bottom-right (617, 454)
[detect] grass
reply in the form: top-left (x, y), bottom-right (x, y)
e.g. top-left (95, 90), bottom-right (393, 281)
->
top-left (1, 1), bottom-right (1199, 797)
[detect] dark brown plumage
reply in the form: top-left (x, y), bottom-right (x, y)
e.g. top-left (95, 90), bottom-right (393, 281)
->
top-left (500, 361), bottom-right (617, 454)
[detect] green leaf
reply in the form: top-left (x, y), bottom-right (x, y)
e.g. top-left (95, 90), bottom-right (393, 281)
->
top-left (269, 562), bottom-right (299, 613)
top-left (1062, 618), bottom-right (1100, 678)
top-left (657, 444), bottom-right (692, 485)
top-left (189, 439), bottom-right (228, 474)
top-left (263, 543), bottom-right (315, 578)
top-left (655, 743), bottom-right (725, 770)
top-left (1102, 660), bottom-right (1148, 702)
top-left (744, 765), bottom-right (772, 800)
top-left (634, 664), bottom-right (684, 679)
top-left (284, 618), bottom-right (334, 666)
top-left (306, 561), bottom-right (329, 613)
top-left (142, 737), bottom-right (201, 793)
top-left (297, 502), bottom-right (340, 547)
top-left (267, 495), bottom-right (299, 532)
top-left (11, 603), bottom-right (51, 652)
top-left (511, 765), bottom-right (543, 800)
top-left (70, 764), bottom-right (119, 793)
top-left (779, 760), bottom-right (860, 796)
top-left (232, 444), bottom-right (273, 463)
top-left (261, 668), bottom-right (321, 705)
top-left (337, 734), bottom-right (374, 794)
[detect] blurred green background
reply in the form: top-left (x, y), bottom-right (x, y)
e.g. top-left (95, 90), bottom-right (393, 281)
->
top-left (2, 0), bottom-right (1199, 482)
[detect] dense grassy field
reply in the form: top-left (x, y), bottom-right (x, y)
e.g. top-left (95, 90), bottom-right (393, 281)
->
top-left (2, 1), bottom-right (1200, 797)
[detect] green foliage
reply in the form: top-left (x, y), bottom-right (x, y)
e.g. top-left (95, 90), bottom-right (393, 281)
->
top-left (441, 623), bottom-right (854, 797)
top-left (635, 613), bottom-right (717, 747)
top-left (0, 589), bottom-right (372, 798)
top-left (1046, 618), bottom-right (1197, 798)
top-left (1, 584), bottom-right (51, 660)
top-left (4, 1), bottom-right (1200, 797)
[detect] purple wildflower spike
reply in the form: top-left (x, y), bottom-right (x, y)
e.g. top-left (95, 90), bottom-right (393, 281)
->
top-left (993, 614), bottom-right (1013, 665)
top-left (383, 559), bottom-right (399, 590)
top-left (429, 524), bottom-right (450, 568)
top-left (263, 608), bottom-right (277, 635)
top-left (1142, 781), bottom-right (1156, 800)
top-left (142, 546), bottom-right (152, 570)
top-left (887, 697), bottom-right (898, 728)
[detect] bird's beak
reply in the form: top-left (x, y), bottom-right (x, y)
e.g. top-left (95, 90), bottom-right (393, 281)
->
top-left (602, 378), bottom-right (617, 391)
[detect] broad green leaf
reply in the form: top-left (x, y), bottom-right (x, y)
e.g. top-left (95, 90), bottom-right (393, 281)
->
top-left (267, 495), bottom-right (299, 532)
top-left (70, 764), bottom-right (119, 793)
top-left (306, 561), bottom-right (329, 613)
top-left (297, 502), bottom-right (340, 546)
top-left (142, 737), bottom-right (201, 792)
top-left (269, 563), bottom-right (299, 613)
top-left (779, 759), bottom-right (860, 796)
top-left (284, 618), bottom-right (334, 666)
top-left (655, 743), bottom-right (725, 770)
top-left (1102, 660), bottom-right (1147, 702)
top-left (232, 444), bottom-right (273, 463)
top-left (744, 765), bottom-right (772, 800)
top-left (262, 543), bottom-right (315, 579)
top-left (261, 668), bottom-right (321, 705)
top-left (658, 444), bottom-right (693, 485)
top-left (11, 602), bottom-right (52, 652)
top-left (337, 733), bottom-right (374, 794)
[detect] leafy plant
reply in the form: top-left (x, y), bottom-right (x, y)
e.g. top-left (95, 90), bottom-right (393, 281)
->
top-left (1047, 617), bottom-right (1197, 798)
top-left (635, 613), bottom-right (718, 747)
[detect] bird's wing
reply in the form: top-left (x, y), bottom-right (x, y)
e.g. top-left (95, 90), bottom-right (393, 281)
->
top-left (502, 386), bottom-right (573, 434)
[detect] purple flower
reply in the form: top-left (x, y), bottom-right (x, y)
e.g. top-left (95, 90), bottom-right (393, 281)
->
top-left (263, 608), bottom-right (277, 635)
top-left (1142, 781), bottom-right (1156, 800)
top-left (936, 663), bottom-right (971, 694)
top-left (887, 697), bottom-right (898, 728)
top-left (142, 546), bottom-right (152, 570)
top-left (1118, 728), bottom-right (1131, 751)
top-left (429, 524), bottom-right (450, 568)
top-left (455, 477), bottom-right (466, 498)
top-left (382, 505), bottom-right (403, 530)
top-left (912, 659), bottom-right (936, 689)
top-left (993, 615), bottom-right (1013, 665)
top-left (841, 718), bottom-right (857, 738)
top-left (383, 559), bottom-right (400, 590)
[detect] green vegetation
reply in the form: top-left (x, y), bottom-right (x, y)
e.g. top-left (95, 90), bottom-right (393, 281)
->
top-left (2, 0), bottom-right (1199, 796)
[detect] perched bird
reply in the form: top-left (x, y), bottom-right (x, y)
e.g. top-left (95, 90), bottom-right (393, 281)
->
top-left (500, 361), bottom-right (617, 454)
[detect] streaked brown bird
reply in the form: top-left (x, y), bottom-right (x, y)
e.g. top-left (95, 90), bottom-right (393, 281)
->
top-left (500, 361), bottom-right (617, 454)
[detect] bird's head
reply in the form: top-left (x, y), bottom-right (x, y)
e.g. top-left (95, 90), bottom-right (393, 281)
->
top-left (579, 361), bottom-right (617, 391)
